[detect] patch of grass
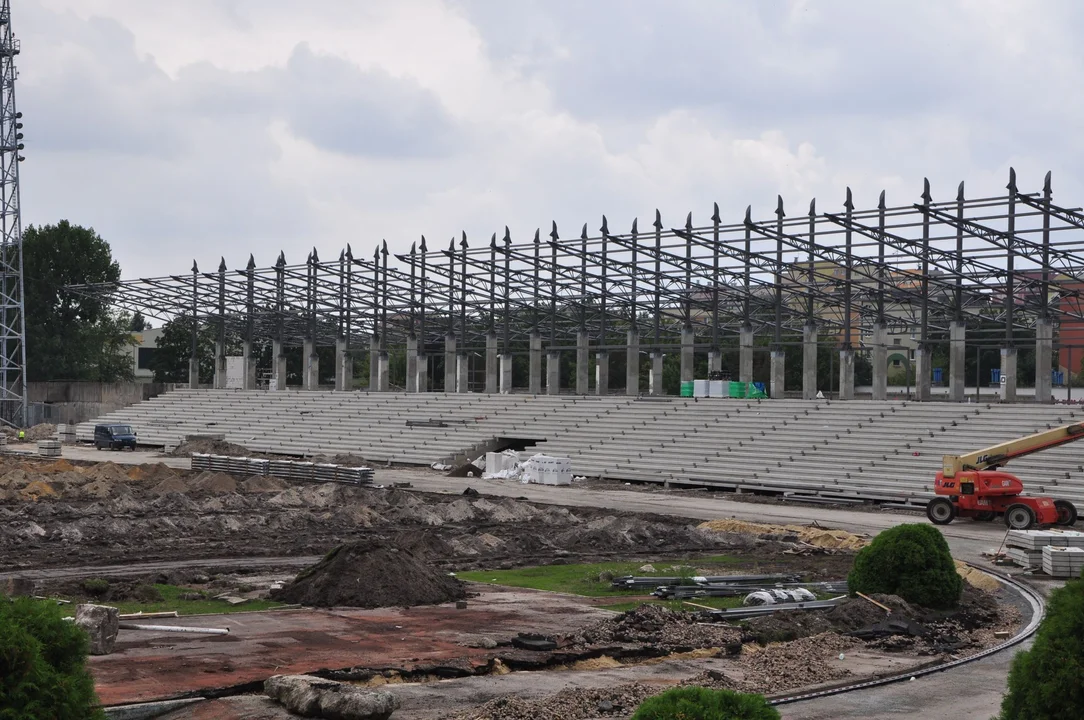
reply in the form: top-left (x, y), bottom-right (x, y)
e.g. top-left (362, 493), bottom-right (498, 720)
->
top-left (58, 584), bottom-right (285, 617)
top-left (457, 555), bottom-right (741, 598)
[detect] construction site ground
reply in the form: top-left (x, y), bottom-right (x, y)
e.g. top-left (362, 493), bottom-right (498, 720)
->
top-left (0, 443), bottom-right (1055, 719)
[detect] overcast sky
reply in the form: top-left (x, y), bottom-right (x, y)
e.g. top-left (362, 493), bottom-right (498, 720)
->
top-left (15, 0), bottom-right (1084, 279)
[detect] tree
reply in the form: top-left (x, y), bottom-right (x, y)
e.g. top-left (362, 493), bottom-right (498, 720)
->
top-left (632, 687), bottom-right (780, 720)
top-left (23, 221), bottom-right (134, 382)
top-left (997, 572), bottom-right (1084, 719)
top-left (128, 312), bottom-right (148, 332)
top-left (0, 597), bottom-right (106, 719)
top-left (847, 523), bottom-right (962, 609)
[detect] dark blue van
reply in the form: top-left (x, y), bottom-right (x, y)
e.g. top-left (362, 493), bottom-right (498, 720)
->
top-left (94, 424), bottom-right (137, 451)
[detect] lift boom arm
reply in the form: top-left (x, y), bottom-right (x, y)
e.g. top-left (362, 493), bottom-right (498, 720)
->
top-left (942, 422), bottom-right (1084, 478)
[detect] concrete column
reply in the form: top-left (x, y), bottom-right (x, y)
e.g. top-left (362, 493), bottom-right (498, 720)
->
top-left (529, 332), bottom-right (543, 395)
top-left (368, 336), bottom-right (379, 391)
top-left (739, 326), bottom-right (754, 384)
top-left (546, 351), bottom-right (561, 395)
top-left (914, 345), bottom-right (931, 401)
top-left (213, 341), bottom-right (227, 389)
top-left (500, 352), bottom-right (513, 394)
top-left (302, 339), bottom-right (319, 390)
top-left (626, 330), bottom-right (640, 396)
top-left (871, 323), bottom-right (887, 401)
top-left (378, 352), bottom-right (390, 392)
top-left (416, 350), bottom-right (429, 393)
top-left (576, 330), bottom-right (590, 395)
top-left (271, 339), bottom-right (286, 391)
top-left (708, 350), bottom-right (722, 374)
top-left (188, 356), bottom-right (200, 390)
top-left (948, 321), bottom-right (966, 402)
top-left (839, 349), bottom-right (855, 400)
top-left (650, 353), bottom-right (665, 396)
top-left (595, 352), bottom-right (609, 396)
top-left (680, 327), bottom-right (695, 383)
top-left (802, 323), bottom-right (817, 400)
top-left (335, 338), bottom-right (352, 392)
top-left (485, 332), bottom-right (498, 394)
top-left (1035, 319), bottom-right (1053, 404)
top-left (770, 350), bottom-right (785, 399)
top-left (406, 337), bottom-right (418, 393)
top-left (456, 353), bottom-right (469, 393)
top-left (1001, 346), bottom-right (1018, 403)
top-left (443, 333), bottom-right (456, 393)
top-left (242, 340), bottom-right (256, 391)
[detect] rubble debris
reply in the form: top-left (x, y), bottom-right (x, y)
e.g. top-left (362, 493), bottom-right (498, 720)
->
top-left (738, 632), bottom-right (858, 694)
top-left (698, 518), bottom-right (867, 550)
top-left (451, 682), bottom-right (658, 720)
top-left (264, 674), bottom-right (400, 720)
top-left (565, 604), bottom-right (741, 651)
top-left (75, 603), bottom-right (120, 655)
top-left (271, 540), bottom-right (467, 609)
top-left (24, 423), bottom-right (58, 442)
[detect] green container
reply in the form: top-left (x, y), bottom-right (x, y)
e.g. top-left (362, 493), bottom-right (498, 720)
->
top-left (728, 381), bottom-right (746, 398)
top-left (680, 381), bottom-right (694, 397)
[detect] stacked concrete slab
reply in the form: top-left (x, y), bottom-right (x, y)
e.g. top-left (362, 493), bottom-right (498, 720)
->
top-left (77, 390), bottom-right (1084, 506)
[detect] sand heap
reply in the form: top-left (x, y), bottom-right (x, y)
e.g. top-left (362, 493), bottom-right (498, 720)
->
top-left (698, 518), bottom-right (868, 550)
top-left (271, 540), bottom-right (467, 609)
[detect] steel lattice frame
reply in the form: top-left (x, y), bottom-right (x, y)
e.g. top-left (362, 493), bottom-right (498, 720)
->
top-left (65, 170), bottom-right (1084, 385)
top-left (0, 0), bottom-right (24, 425)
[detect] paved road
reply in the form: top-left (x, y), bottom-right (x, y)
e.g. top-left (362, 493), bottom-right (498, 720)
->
top-left (11, 446), bottom-right (1030, 718)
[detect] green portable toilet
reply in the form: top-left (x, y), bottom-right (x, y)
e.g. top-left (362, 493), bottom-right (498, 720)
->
top-left (728, 381), bottom-right (746, 398)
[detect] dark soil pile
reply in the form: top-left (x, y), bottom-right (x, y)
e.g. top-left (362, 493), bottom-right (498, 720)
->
top-left (565, 604), bottom-right (741, 651)
top-left (453, 682), bottom-right (657, 720)
top-left (169, 438), bottom-right (254, 457)
top-left (271, 539), bottom-right (467, 609)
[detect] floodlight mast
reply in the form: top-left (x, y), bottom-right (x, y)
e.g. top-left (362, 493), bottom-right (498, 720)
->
top-left (0, 0), bottom-right (26, 428)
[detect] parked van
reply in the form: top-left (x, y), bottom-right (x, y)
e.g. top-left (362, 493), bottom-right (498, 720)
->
top-left (94, 424), bottom-right (137, 451)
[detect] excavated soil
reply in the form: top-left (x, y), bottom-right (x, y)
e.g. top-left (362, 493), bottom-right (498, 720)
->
top-left (168, 438), bottom-right (259, 457)
top-left (271, 540), bottom-right (467, 608)
top-left (565, 604), bottom-right (742, 652)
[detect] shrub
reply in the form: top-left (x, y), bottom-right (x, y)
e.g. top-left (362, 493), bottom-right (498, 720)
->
top-left (0, 597), bottom-right (106, 719)
top-left (81, 578), bottom-right (109, 596)
top-left (997, 571), bottom-right (1084, 719)
top-left (631, 687), bottom-right (780, 720)
top-left (847, 523), bottom-right (961, 609)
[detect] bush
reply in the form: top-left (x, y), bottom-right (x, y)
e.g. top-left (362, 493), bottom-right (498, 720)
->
top-left (997, 572), bottom-right (1084, 719)
top-left (81, 578), bottom-right (109, 596)
top-left (0, 597), bottom-right (106, 719)
top-left (847, 523), bottom-right (961, 609)
top-left (631, 687), bottom-right (780, 720)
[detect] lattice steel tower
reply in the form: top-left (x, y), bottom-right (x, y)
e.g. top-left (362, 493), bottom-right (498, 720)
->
top-left (0, 0), bottom-right (25, 427)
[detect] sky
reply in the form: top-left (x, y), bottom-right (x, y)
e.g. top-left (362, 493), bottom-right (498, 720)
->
top-left (14, 0), bottom-right (1084, 279)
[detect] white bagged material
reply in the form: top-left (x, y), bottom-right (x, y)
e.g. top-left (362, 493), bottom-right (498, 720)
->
top-left (521, 454), bottom-right (572, 486)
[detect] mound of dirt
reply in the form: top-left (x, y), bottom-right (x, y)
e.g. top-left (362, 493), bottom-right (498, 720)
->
top-left (698, 518), bottom-right (867, 550)
top-left (240, 475), bottom-right (289, 493)
top-left (188, 472), bottom-right (237, 495)
top-left (311, 453), bottom-right (372, 467)
top-left (566, 604), bottom-right (741, 651)
top-left (823, 594), bottom-right (916, 632)
top-left (453, 682), bottom-right (658, 720)
top-left (169, 438), bottom-right (253, 457)
top-left (271, 540), bottom-right (466, 609)
top-left (739, 632), bottom-right (859, 694)
top-left (37, 459), bottom-right (76, 473)
top-left (79, 463), bottom-right (131, 485)
top-left (24, 424), bottom-right (57, 441)
top-left (18, 480), bottom-right (57, 501)
top-left (150, 477), bottom-right (189, 495)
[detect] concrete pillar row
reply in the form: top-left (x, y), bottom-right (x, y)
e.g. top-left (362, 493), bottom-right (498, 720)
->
top-left (335, 338), bottom-right (352, 392)
top-left (914, 345), bottom-right (932, 401)
top-left (802, 323), bottom-right (817, 400)
top-left (443, 334), bottom-right (457, 393)
top-left (871, 323), bottom-right (887, 401)
top-left (188, 356), bottom-right (200, 390)
top-left (575, 331), bottom-right (590, 395)
top-left (546, 351), bottom-right (560, 395)
top-left (1001, 346), bottom-right (1018, 403)
top-left (302, 339), bottom-right (319, 391)
top-left (528, 332), bottom-right (543, 395)
top-left (456, 353), bottom-right (469, 393)
top-left (416, 352), bottom-right (429, 393)
top-left (626, 330), bottom-right (640, 396)
top-left (649, 353), bottom-right (664, 396)
top-left (242, 340), bottom-right (256, 391)
top-left (739, 326), bottom-right (754, 384)
top-left (769, 349), bottom-right (785, 399)
top-left (679, 327), bottom-right (695, 383)
top-left (838, 349), bottom-right (855, 401)
top-left (499, 353), bottom-right (513, 394)
top-left (707, 349), bottom-right (722, 374)
top-left (405, 336), bottom-right (419, 393)
top-left (948, 322), bottom-right (966, 402)
top-left (595, 351), bottom-right (609, 396)
top-left (213, 341), bottom-right (227, 389)
top-left (1035, 319), bottom-right (1053, 404)
top-left (271, 339), bottom-right (286, 391)
top-left (368, 336), bottom-right (379, 391)
top-left (485, 332), bottom-right (499, 394)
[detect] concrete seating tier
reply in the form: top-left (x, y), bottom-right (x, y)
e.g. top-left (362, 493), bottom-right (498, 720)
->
top-left (78, 390), bottom-right (1084, 507)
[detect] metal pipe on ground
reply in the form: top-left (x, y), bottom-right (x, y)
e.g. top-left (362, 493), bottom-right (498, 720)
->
top-left (118, 622), bottom-right (229, 635)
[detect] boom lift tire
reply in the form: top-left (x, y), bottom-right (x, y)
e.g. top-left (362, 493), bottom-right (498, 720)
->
top-left (1004, 504), bottom-right (1035, 530)
top-left (1054, 499), bottom-right (1078, 527)
top-left (926, 498), bottom-right (956, 525)
top-left (973, 511), bottom-right (996, 522)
